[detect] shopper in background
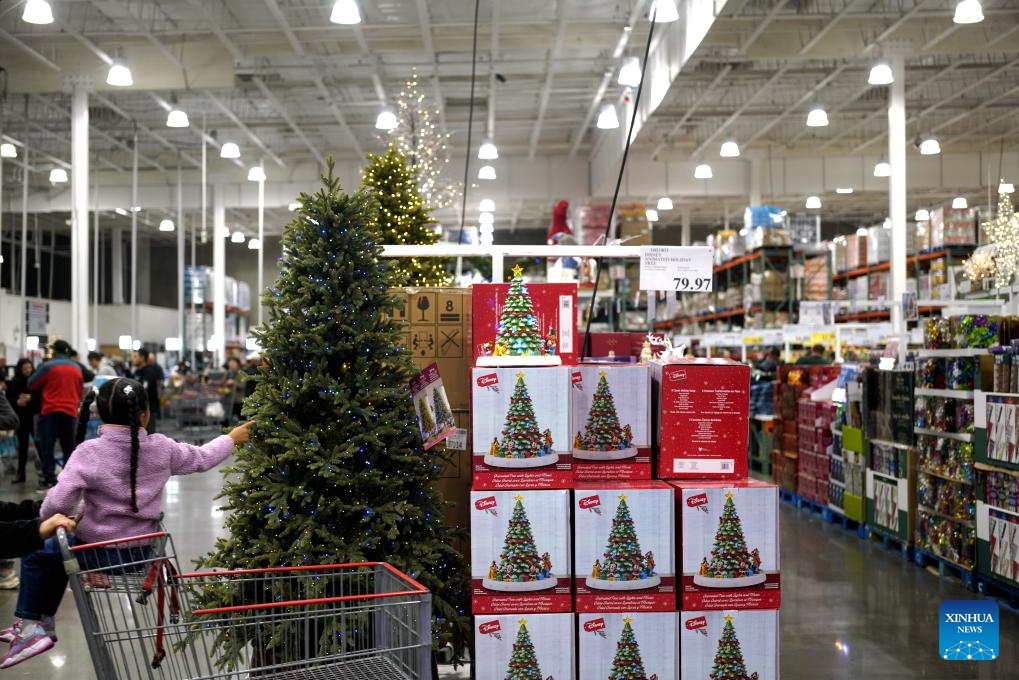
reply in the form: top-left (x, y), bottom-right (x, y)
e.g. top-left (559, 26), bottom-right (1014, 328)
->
top-left (86, 351), bottom-right (117, 377)
top-left (796, 344), bottom-right (828, 366)
top-left (225, 357), bottom-right (246, 424)
top-left (26, 341), bottom-right (86, 489)
top-left (0, 392), bottom-right (22, 590)
top-left (0, 378), bottom-right (253, 669)
top-left (130, 349), bottom-right (162, 434)
top-left (7, 359), bottom-right (39, 485)
top-left (754, 348), bottom-right (782, 380)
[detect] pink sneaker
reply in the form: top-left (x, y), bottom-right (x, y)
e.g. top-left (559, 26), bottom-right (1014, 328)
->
top-left (0, 624), bottom-right (54, 668)
top-left (0, 617), bottom-right (56, 644)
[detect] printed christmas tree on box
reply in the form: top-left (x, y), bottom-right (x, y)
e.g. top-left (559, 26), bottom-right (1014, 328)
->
top-left (579, 612), bottom-right (677, 680)
top-left (681, 610), bottom-right (777, 680)
top-left (475, 265), bottom-right (568, 367)
top-left (482, 495), bottom-right (558, 592)
top-left (475, 614), bottom-right (575, 680)
top-left (573, 371), bottom-right (636, 461)
top-left (587, 494), bottom-right (660, 591)
top-left (485, 372), bottom-right (558, 469)
top-left (694, 492), bottom-right (766, 589)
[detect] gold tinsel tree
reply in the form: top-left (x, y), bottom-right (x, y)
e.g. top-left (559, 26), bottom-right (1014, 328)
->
top-left (390, 71), bottom-right (460, 211)
top-left (360, 142), bottom-right (450, 286)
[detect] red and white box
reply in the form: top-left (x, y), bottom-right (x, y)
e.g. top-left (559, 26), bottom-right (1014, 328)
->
top-left (475, 614), bottom-right (575, 680)
top-left (671, 480), bottom-right (780, 610)
top-left (472, 367), bottom-right (572, 489)
top-left (651, 358), bottom-right (750, 479)
top-left (570, 365), bottom-right (651, 482)
top-left (578, 612), bottom-right (679, 680)
top-left (574, 482), bottom-right (675, 611)
top-left (680, 610), bottom-right (779, 680)
top-left (470, 490), bottom-right (572, 614)
top-left (472, 282), bottom-right (579, 365)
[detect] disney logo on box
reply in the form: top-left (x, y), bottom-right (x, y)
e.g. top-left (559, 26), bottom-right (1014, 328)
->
top-left (685, 616), bottom-right (708, 631)
top-left (578, 495), bottom-right (601, 510)
top-left (583, 618), bottom-right (606, 633)
top-left (476, 373), bottom-right (499, 388)
top-left (571, 371), bottom-right (583, 384)
top-left (474, 496), bottom-right (498, 511)
top-left (478, 621), bottom-right (502, 635)
top-left (686, 493), bottom-right (709, 508)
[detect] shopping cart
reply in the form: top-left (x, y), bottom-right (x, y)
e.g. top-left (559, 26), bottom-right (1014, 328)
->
top-left (164, 382), bottom-right (232, 443)
top-left (58, 529), bottom-right (433, 679)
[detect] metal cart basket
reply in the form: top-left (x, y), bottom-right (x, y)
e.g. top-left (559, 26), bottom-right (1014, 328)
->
top-left (58, 529), bottom-right (433, 679)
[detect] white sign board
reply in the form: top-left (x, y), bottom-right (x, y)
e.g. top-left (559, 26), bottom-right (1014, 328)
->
top-left (639, 246), bottom-right (714, 292)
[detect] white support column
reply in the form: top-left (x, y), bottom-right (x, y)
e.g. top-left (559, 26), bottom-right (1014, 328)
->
top-left (131, 134), bottom-right (138, 343)
top-left (93, 180), bottom-right (100, 344)
top-left (111, 226), bottom-right (124, 304)
top-left (20, 148), bottom-right (29, 353)
top-left (888, 55), bottom-right (907, 334)
top-left (213, 186), bottom-right (226, 367)
top-left (177, 158), bottom-right (185, 352)
top-left (681, 208), bottom-right (692, 246)
top-left (257, 166), bottom-right (265, 327)
top-left (70, 79), bottom-right (90, 352)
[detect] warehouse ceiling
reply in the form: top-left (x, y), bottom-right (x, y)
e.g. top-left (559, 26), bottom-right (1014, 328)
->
top-left (0, 0), bottom-right (1017, 239)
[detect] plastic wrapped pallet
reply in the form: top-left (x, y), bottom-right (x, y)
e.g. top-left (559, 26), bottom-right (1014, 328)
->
top-left (867, 225), bottom-right (891, 264)
top-left (804, 256), bottom-right (830, 300)
top-left (834, 236), bottom-right (848, 272)
top-left (748, 226), bottom-right (792, 250)
top-left (845, 234), bottom-right (860, 270)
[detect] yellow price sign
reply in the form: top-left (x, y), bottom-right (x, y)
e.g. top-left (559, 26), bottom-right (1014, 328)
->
top-left (743, 336), bottom-right (764, 345)
top-left (810, 332), bottom-right (835, 344)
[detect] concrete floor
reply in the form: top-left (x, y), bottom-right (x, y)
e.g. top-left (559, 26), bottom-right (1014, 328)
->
top-left (1, 459), bottom-right (1015, 679)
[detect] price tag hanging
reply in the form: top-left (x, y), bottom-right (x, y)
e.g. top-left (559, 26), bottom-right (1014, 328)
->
top-left (638, 246), bottom-right (714, 292)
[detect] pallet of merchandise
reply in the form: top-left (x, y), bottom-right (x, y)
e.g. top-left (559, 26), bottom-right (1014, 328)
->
top-left (914, 548), bottom-right (977, 591)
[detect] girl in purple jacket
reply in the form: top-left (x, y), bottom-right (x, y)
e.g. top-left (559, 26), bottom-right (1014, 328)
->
top-left (0, 378), bottom-right (252, 669)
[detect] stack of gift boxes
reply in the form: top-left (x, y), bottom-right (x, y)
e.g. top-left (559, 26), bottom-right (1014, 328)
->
top-left (469, 269), bottom-right (780, 679)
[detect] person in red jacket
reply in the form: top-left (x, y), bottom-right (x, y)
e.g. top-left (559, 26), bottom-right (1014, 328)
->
top-left (26, 340), bottom-right (87, 489)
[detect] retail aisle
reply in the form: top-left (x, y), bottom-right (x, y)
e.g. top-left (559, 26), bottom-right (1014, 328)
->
top-left (1, 466), bottom-right (1014, 678)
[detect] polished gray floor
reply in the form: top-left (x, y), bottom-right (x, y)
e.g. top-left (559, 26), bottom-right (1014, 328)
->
top-left (1, 460), bottom-right (1015, 678)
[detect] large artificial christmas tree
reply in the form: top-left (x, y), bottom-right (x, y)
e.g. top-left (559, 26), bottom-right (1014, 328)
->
top-left (495, 265), bottom-right (545, 356)
top-left (695, 492), bottom-right (764, 588)
top-left (588, 494), bottom-right (659, 589)
top-left (504, 618), bottom-right (547, 680)
top-left (360, 141), bottom-right (449, 286)
top-left (198, 161), bottom-right (468, 664)
top-left (485, 372), bottom-right (556, 467)
top-left (981, 181), bottom-right (1019, 283)
top-left (574, 371), bottom-right (635, 460)
top-left (709, 615), bottom-right (759, 680)
top-left (609, 617), bottom-right (654, 680)
top-left (484, 495), bottom-right (555, 590)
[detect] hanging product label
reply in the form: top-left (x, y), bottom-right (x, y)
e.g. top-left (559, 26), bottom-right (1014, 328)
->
top-left (638, 246), bottom-right (714, 292)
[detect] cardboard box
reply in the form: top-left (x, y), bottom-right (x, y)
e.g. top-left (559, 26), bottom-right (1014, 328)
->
top-left (574, 482), bottom-right (675, 612)
top-left (571, 365), bottom-right (651, 482)
top-left (671, 480), bottom-right (780, 611)
top-left (578, 612), bottom-right (678, 680)
top-left (391, 287), bottom-right (472, 410)
top-left (433, 409), bottom-right (471, 554)
top-left (651, 359), bottom-right (751, 479)
top-left (471, 367), bottom-right (572, 489)
top-left (680, 610), bottom-right (779, 679)
top-left (587, 332), bottom-right (633, 359)
top-left (472, 282), bottom-right (578, 365)
top-left (470, 490), bottom-right (572, 614)
top-left (475, 614), bottom-right (575, 680)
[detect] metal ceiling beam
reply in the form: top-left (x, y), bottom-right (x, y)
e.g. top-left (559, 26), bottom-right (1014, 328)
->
top-left (185, 0), bottom-right (245, 61)
top-left (930, 83), bottom-right (1019, 135)
top-left (0, 27), bottom-right (61, 72)
top-left (91, 92), bottom-right (202, 169)
top-left (742, 0), bottom-right (789, 53)
top-left (798, 0), bottom-right (861, 55)
top-left (651, 65), bottom-right (734, 159)
top-left (527, 5), bottom-right (569, 159)
top-left (942, 108), bottom-right (1017, 145)
top-left (314, 79), bottom-right (364, 159)
top-left (862, 0), bottom-right (935, 53)
top-left (691, 65), bottom-right (791, 158)
top-left (921, 23), bottom-right (960, 52)
top-left (252, 78), bottom-right (327, 168)
top-left (204, 92), bottom-right (286, 168)
top-left (414, 0), bottom-right (448, 138)
top-left (742, 64), bottom-right (849, 148)
top-left (818, 62), bottom-right (959, 150)
top-left (568, 0), bottom-right (648, 158)
top-left (850, 56), bottom-right (1019, 153)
